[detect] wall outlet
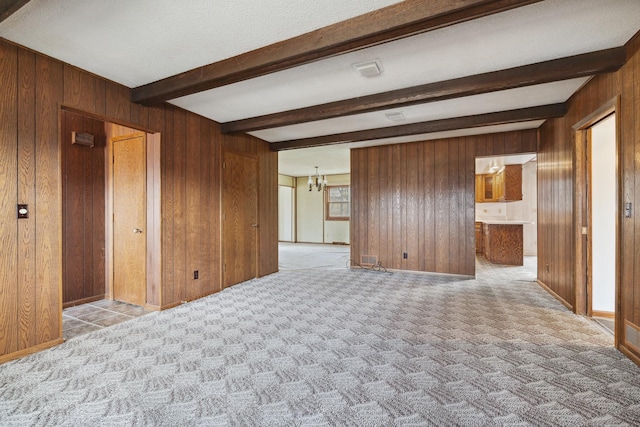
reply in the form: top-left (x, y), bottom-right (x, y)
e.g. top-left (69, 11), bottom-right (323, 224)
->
top-left (193, 270), bottom-right (199, 280)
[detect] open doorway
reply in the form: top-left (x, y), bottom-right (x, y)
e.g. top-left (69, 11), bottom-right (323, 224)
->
top-left (61, 110), bottom-right (161, 339)
top-left (474, 154), bottom-right (537, 276)
top-left (587, 113), bottom-right (617, 334)
top-left (573, 98), bottom-right (620, 342)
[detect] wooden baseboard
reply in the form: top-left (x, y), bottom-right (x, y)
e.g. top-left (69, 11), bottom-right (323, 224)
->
top-left (0, 338), bottom-right (64, 364)
top-left (160, 288), bottom-right (221, 311)
top-left (591, 310), bottom-right (615, 319)
top-left (536, 279), bottom-right (574, 311)
top-left (619, 343), bottom-right (640, 368)
top-left (144, 303), bottom-right (161, 311)
top-left (160, 301), bottom-right (181, 310)
top-left (63, 294), bottom-right (105, 309)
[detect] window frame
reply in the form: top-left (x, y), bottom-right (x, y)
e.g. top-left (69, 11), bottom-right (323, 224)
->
top-left (325, 185), bottom-right (350, 221)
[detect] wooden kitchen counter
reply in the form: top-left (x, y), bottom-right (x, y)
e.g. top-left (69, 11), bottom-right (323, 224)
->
top-left (479, 221), bottom-right (526, 266)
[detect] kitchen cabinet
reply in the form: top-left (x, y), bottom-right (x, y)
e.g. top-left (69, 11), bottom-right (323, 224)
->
top-left (482, 222), bottom-right (523, 265)
top-left (475, 222), bottom-right (483, 253)
top-left (495, 165), bottom-right (522, 201)
top-left (475, 165), bottom-right (522, 202)
top-left (475, 176), bottom-right (484, 203)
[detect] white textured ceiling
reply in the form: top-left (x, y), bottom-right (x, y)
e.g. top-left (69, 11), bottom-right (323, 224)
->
top-left (173, 0), bottom-right (640, 125)
top-left (476, 154), bottom-right (537, 175)
top-left (1, 0), bottom-right (640, 177)
top-left (0, 0), bottom-right (401, 87)
top-left (254, 78), bottom-right (588, 142)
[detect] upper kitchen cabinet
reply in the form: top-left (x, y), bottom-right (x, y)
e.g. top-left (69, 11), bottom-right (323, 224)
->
top-left (476, 164), bottom-right (522, 202)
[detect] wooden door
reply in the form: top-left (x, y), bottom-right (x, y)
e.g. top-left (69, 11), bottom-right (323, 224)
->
top-left (112, 133), bottom-right (146, 306)
top-left (222, 151), bottom-right (258, 288)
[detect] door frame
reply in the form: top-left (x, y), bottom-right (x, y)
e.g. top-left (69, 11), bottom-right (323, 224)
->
top-left (59, 107), bottom-right (162, 311)
top-left (572, 96), bottom-right (621, 346)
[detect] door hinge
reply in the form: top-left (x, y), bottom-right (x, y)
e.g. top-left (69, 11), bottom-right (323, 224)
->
top-left (223, 264), bottom-right (226, 272)
top-left (223, 162), bottom-right (226, 169)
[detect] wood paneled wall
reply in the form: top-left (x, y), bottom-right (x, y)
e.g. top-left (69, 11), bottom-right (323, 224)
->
top-left (61, 111), bottom-right (107, 306)
top-left (0, 39), bottom-right (278, 362)
top-left (351, 129), bottom-right (537, 276)
top-left (351, 138), bottom-right (475, 276)
top-left (474, 129), bottom-right (538, 157)
top-left (350, 130), bottom-right (536, 276)
top-left (221, 133), bottom-right (279, 278)
top-left (0, 41), bottom-right (63, 361)
top-left (537, 34), bottom-right (640, 363)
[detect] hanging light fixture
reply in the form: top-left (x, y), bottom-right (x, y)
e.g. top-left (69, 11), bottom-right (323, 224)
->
top-left (308, 166), bottom-right (328, 192)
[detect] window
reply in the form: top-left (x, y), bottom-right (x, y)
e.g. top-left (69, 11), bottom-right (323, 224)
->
top-left (326, 185), bottom-right (350, 220)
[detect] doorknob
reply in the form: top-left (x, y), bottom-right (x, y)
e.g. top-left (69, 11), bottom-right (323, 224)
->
top-left (133, 228), bottom-right (143, 234)
top-left (251, 224), bottom-right (258, 228)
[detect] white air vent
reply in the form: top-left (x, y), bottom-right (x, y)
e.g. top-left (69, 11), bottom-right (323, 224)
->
top-left (385, 112), bottom-right (405, 122)
top-left (352, 59), bottom-right (383, 78)
top-left (360, 254), bottom-right (378, 266)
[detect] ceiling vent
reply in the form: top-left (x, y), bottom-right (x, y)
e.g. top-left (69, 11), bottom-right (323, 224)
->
top-left (385, 112), bottom-right (405, 122)
top-left (352, 59), bottom-right (383, 78)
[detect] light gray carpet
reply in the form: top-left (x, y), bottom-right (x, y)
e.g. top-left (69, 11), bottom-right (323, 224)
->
top-left (1, 262), bottom-right (640, 426)
top-left (278, 242), bottom-right (350, 271)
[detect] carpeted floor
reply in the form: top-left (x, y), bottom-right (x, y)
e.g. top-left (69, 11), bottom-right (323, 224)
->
top-left (278, 242), bottom-right (350, 271)
top-left (1, 260), bottom-right (639, 426)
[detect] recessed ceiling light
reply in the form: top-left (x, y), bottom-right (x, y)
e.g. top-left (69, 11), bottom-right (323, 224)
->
top-left (385, 112), bottom-right (405, 122)
top-left (352, 59), bottom-right (383, 78)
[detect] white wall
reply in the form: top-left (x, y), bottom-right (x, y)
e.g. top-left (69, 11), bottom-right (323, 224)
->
top-left (296, 177), bottom-right (324, 243)
top-left (520, 160), bottom-right (537, 256)
top-left (278, 186), bottom-right (294, 241)
top-left (295, 173), bottom-right (350, 244)
top-left (591, 114), bottom-right (616, 314)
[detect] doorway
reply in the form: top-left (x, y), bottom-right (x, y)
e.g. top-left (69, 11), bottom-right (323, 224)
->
top-left (222, 151), bottom-right (258, 288)
top-left (61, 110), bottom-right (161, 312)
top-left (474, 154), bottom-right (538, 274)
top-left (574, 98), bottom-right (620, 342)
top-left (587, 114), bottom-right (617, 331)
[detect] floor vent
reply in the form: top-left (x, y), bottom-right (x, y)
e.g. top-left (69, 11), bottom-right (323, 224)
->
top-left (360, 254), bottom-right (378, 266)
top-left (625, 321), bottom-right (640, 353)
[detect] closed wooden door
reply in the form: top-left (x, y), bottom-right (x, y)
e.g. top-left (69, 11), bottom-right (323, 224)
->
top-left (113, 133), bottom-right (146, 306)
top-left (222, 151), bottom-right (258, 288)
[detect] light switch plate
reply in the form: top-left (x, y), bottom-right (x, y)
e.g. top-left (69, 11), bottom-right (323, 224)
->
top-left (17, 204), bottom-right (28, 219)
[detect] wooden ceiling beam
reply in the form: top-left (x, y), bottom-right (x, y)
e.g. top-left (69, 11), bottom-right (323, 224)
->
top-left (223, 47), bottom-right (626, 134)
top-left (0, 0), bottom-right (31, 23)
top-left (270, 103), bottom-right (567, 151)
top-left (132, 0), bottom-right (542, 105)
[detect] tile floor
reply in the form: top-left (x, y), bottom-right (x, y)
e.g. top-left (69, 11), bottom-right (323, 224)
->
top-left (63, 299), bottom-right (152, 340)
top-left (593, 317), bottom-right (615, 335)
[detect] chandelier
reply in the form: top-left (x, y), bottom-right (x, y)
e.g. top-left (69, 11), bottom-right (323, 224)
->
top-left (308, 166), bottom-right (328, 192)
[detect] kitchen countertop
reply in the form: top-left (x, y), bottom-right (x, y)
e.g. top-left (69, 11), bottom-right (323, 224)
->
top-left (475, 220), bottom-right (533, 225)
